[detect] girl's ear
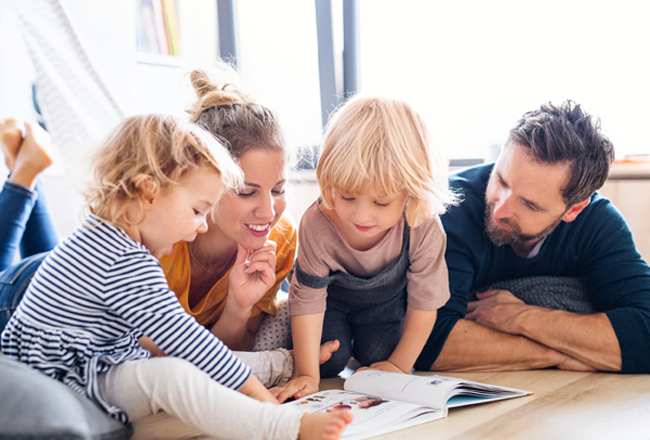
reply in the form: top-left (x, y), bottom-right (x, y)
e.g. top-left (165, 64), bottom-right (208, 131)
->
top-left (139, 179), bottom-right (159, 209)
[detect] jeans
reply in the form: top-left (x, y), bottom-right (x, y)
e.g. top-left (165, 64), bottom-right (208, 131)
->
top-left (0, 180), bottom-right (58, 332)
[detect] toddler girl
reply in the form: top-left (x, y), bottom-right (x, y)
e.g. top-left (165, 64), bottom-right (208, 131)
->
top-left (0, 114), bottom-right (351, 440)
top-left (276, 95), bottom-right (456, 402)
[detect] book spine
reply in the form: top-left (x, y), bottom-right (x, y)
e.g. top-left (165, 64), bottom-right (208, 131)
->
top-left (162, 0), bottom-right (178, 56)
top-left (151, 0), bottom-right (170, 55)
top-left (142, 0), bottom-right (160, 54)
top-left (135, 0), bottom-right (148, 53)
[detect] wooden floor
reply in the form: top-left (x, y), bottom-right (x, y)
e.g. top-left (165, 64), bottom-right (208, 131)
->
top-left (132, 369), bottom-right (650, 440)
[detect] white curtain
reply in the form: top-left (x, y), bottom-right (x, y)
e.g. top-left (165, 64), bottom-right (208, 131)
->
top-left (0, 0), bottom-right (124, 153)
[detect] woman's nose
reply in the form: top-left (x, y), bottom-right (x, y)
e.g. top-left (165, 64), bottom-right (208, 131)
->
top-left (256, 193), bottom-right (276, 220)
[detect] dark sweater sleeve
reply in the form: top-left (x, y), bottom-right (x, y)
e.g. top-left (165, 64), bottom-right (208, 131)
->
top-left (576, 198), bottom-right (650, 373)
top-left (415, 170), bottom-right (488, 370)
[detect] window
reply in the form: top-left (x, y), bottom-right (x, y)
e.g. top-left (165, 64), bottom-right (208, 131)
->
top-left (358, 0), bottom-right (650, 160)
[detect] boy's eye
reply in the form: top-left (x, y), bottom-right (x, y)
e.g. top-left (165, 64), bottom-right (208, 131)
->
top-left (193, 209), bottom-right (203, 216)
top-left (340, 195), bottom-right (355, 201)
top-left (374, 201), bottom-right (389, 207)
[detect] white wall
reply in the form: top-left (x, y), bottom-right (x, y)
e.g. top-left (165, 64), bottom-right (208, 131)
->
top-left (0, 0), bottom-right (220, 238)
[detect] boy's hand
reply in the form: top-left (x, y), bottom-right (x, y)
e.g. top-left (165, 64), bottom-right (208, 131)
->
top-left (357, 360), bottom-right (405, 374)
top-left (270, 375), bottom-right (319, 403)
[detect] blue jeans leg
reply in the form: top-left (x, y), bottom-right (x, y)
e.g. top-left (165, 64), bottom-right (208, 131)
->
top-left (0, 252), bottom-right (48, 333)
top-left (19, 179), bottom-right (58, 258)
top-left (0, 179), bottom-right (58, 270)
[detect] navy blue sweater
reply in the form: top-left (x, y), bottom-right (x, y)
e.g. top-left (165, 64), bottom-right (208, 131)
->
top-left (415, 164), bottom-right (650, 373)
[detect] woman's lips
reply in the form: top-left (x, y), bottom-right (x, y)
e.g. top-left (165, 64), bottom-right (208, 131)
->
top-left (246, 223), bottom-right (271, 237)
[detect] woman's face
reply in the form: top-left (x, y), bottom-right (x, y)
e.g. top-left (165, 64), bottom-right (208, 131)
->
top-left (211, 148), bottom-right (287, 251)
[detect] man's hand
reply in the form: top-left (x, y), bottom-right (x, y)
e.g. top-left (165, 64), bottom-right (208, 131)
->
top-left (357, 360), bottom-right (405, 374)
top-left (466, 289), bottom-right (529, 335)
top-left (270, 375), bottom-right (319, 403)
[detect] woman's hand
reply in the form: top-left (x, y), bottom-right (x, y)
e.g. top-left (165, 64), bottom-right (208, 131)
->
top-left (227, 241), bottom-right (277, 315)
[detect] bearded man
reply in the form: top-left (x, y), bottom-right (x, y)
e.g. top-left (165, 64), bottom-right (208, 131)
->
top-left (415, 101), bottom-right (650, 374)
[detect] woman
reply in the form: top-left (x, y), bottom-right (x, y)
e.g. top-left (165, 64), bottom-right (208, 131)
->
top-left (1, 63), bottom-right (296, 353)
top-left (158, 64), bottom-right (296, 352)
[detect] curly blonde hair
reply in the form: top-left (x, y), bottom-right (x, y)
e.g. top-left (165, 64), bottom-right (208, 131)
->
top-left (317, 95), bottom-right (457, 227)
top-left (85, 114), bottom-right (242, 229)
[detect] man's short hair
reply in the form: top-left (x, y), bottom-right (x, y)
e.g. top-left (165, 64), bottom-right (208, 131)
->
top-left (507, 100), bottom-right (615, 206)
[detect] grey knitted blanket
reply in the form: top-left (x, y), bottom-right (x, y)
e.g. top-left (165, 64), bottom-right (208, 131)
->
top-left (469, 276), bottom-right (596, 315)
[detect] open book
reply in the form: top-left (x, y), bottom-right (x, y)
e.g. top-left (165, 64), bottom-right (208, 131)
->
top-left (287, 371), bottom-right (532, 440)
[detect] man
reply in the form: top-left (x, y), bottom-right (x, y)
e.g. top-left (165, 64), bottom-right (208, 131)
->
top-left (414, 101), bottom-right (650, 374)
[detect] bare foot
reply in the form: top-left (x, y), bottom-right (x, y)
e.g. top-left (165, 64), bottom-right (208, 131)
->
top-left (319, 340), bottom-right (339, 366)
top-left (299, 410), bottom-right (353, 440)
top-left (0, 118), bottom-right (24, 171)
top-left (289, 340), bottom-right (339, 381)
top-left (9, 122), bottom-right (54, 189)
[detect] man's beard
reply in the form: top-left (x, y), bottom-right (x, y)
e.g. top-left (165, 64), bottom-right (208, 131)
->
top-left (484, 201), bottom-right (564, 247)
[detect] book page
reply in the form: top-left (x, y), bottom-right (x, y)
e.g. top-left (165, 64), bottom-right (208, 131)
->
top-left (344, 371), bottom-right (530, 409)
top-left (285, 389), bottom-right (444, 440)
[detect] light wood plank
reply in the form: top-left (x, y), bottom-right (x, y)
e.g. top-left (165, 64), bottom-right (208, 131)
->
top-left (132, 370), bottom-right (650, 440)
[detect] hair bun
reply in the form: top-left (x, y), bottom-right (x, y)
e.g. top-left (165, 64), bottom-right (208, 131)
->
top-left (186, 62), bottom-right (253, 122)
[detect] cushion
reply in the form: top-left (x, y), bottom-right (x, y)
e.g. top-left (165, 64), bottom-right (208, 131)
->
top-left (0, 356), bottom-right (132, 440)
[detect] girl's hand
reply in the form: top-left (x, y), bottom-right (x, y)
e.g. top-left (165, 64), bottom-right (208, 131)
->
top-left (357, 360), bottom-right (405, 374)
top-left (227, 241), bottom-right (277, 315)
top-left (239, 375), bottom-right (279, 404)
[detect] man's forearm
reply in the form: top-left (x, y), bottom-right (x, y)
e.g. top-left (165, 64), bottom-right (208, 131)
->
top-left (431, 319), bottom-right (583, 371)
top-left (466, 290), bottom-right (622, 371)
top-left (514, 308), bottom-right (621, 371)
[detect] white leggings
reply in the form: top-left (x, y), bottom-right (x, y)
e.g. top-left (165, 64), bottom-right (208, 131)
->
top-left (97, 351), bottom-right (301, 440)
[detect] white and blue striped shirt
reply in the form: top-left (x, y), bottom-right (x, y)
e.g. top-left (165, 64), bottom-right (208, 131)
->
top-left (1, 214), bottom-right (251, 422)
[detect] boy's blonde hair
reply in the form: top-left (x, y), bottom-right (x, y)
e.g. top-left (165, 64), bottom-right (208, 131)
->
top-left (317, 95), bottom-right (456, 227)
top-left (86, 114), bottom-right (242, 229)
